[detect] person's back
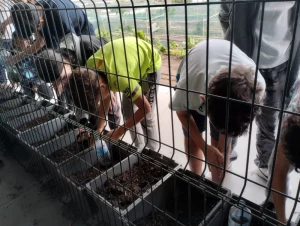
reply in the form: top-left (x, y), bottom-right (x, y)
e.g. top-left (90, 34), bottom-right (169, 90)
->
top-left (11, 1), bottom-right (95, 48)
top-left (37, 0), bottom-right (95, 47)
top-left (172, 39), bottom-right (265, 113)
top-left (86, 37), bottom-right (161, 99)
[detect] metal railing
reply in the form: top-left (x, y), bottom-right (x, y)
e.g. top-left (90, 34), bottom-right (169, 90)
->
top-left (0, 0), bottom-right (299, 225)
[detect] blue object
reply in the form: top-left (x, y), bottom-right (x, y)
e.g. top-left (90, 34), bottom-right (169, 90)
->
top-left (228, 200), bottom-right (252, 226)
top-left (95, 139), bottom-right (111, 166)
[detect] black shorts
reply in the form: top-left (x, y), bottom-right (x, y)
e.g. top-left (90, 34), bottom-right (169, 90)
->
top-left (182, 110), bottom-right (220, 141)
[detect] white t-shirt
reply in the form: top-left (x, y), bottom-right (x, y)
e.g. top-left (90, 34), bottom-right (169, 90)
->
top-left (252, 2), bottom-right (295, 69)
top-left (169, 39), bottom-right (266, 115)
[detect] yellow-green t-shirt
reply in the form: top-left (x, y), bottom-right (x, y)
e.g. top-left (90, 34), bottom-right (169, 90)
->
top-left (86, 37), bottom-right (161, 101)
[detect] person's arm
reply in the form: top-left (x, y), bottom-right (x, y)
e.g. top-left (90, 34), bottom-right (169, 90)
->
top-left (219, 2), bottom-right (231, 35)
top-left (0, 16), bottom-right (12, 36)
top-left (176, 110), bottom-right (224, 176)
top-left (272, 142), bottom-right (290, 225)
top-left (5, 32), bottom-right (45, 66)
top-left (106, 93), bottom-right (151, 140)
top-left (96, 93), bottom-right (111, 133)
top-left (217, 133), bottom-right (231, 168)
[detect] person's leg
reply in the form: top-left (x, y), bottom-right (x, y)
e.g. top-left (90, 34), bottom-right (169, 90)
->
top-left (184, 135), bottom-right (204, 175)
top-left (108, 93), bottom-right (121, 130)
top-left (140, 101), bottom-right (159, 151)
top-left (122, 94), bottom-right (145, 151)
top-left (255, 63), bottom-right (288, 173)
top-left (182, 110), bottom-right (206, 175)
top-left (265, 148), bottom-right (293, 203)
top-left (140, 69), bottom-right (161, 151)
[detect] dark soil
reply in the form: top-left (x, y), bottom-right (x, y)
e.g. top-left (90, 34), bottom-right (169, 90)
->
top-left (55, 124), bottom-right (76, 137)
top-left (69, 162), bottom-right (105, 186)
top-left (0, 107), bottom-right (12, 113)
top-left (7, 111), bottom-right (33, 121)
top-left (16, 114), bottom-right (56, 132)
top-left (134, 209), bottom-right (175, 226)
top-left (48, 140), bottom-right (90, 164)
top-left (96, 159), bottom-right (167, 210)
top-left (31, 139), bottom-right (49, 147)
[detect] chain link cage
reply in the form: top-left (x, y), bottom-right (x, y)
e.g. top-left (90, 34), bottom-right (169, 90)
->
top-left (0, 0), bottom-right (299, 225)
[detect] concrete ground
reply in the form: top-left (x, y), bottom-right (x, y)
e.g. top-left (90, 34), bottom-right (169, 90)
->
top-left (0, 142), bottom-right (102, 226)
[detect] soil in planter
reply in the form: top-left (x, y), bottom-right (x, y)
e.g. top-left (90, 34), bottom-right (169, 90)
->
top-left (7, 111), bottom-right (33, 121)
top-left (96, 159), bottom-right (168, 210)
top-left (164, 178), bottom-right (220, 226)
top-left (0, 107), bottom-right (12, 113)
top-left (68, 152), bottom-right (124, 186)
top-left (31, 139), bottom-right (55, 147)
top-left (16, 113), bottom-right (56, 132)
top-left (55, 124), bottom-right (76, 137)
top-left (69, 162), bottom-right (105, 186)
top-left (48, 140), bottom-right (90, 164)
top-left (134, 209), bottom-right (175, 226)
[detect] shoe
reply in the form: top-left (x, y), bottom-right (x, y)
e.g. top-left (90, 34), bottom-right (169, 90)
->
top-left (230, 150), bottom-right (238, 162)
top-left (256, 167), bottom-right (268, 181)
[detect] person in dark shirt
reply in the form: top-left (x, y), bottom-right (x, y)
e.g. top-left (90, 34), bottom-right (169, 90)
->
top-left (35, 33), bottom-right (120, 130)
top-left (11, 31), bottom-right (54, 99)
top-left (4, 0), bottom-right (95, 66)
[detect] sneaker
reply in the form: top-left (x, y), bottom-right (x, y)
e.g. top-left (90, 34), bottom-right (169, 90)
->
top-left (256, 167), bottom-right (268, 181)
top-left (230, 150), bottom-right (238, 162)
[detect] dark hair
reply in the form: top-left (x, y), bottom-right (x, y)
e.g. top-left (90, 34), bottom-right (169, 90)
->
top-left (67, 68), bottom-right (101, 114)
top-left (60, 48), bottom-right (77, 66)
top-left (208, 66), bottom-right (264, 137)
top-left (35, 49), bottom-right (64, 83)
top-left (281, 115), bottom-right (300, 172)
top-left (11, 3), bottom-right (40, 39)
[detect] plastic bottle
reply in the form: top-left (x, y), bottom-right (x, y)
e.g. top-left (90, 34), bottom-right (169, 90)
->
top-left (228, 200), bottom-right (252, 226)
top-left (95, 139), bottom-right (111, 166)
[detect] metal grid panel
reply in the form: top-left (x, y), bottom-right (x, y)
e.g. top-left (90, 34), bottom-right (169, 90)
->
top-left (0, 0), bottom-right (299, 225)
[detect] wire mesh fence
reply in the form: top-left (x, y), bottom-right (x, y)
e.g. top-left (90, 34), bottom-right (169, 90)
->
top-left (0, 0), bottom-right (299, 225)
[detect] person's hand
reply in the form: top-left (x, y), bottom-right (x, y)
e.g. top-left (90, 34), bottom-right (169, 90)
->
top-left (76, 128), bottom-right (91, 142)
top-left (206, 145), bottom-right (224, 179)
top-left (106, 129), bottom-right (122, 141)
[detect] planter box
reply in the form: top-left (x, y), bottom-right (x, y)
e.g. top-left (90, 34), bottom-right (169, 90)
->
top-left (0, 96), bottom-right (24, 108)
top-left (0, 89), bottom-right (15, 100)
top-left (224, 194), bottom-right (277, 226)
top-left (7, 105), bottom-right (57, 133)
top-left (0, 99), bottom-right (52, 122)
top-left (86, 149), bottom-right (180, 226)
top-left (57, 141), bottom-right (133, 217)
top-left (1, 103), bottom-right (38, 122)
top-left (0, 96), bottom-right (25, 120)
top-left (18, 112), bottom-right (72, 147)
top-left (122, 169), bottom-right (231, 226)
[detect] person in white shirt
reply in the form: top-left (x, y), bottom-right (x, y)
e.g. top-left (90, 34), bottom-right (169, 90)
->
top-left (170, 39), bottom-right (266, 183)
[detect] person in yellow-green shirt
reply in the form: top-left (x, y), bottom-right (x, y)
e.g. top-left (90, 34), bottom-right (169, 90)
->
top-left (85, 37), bottom-right (162, 151)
